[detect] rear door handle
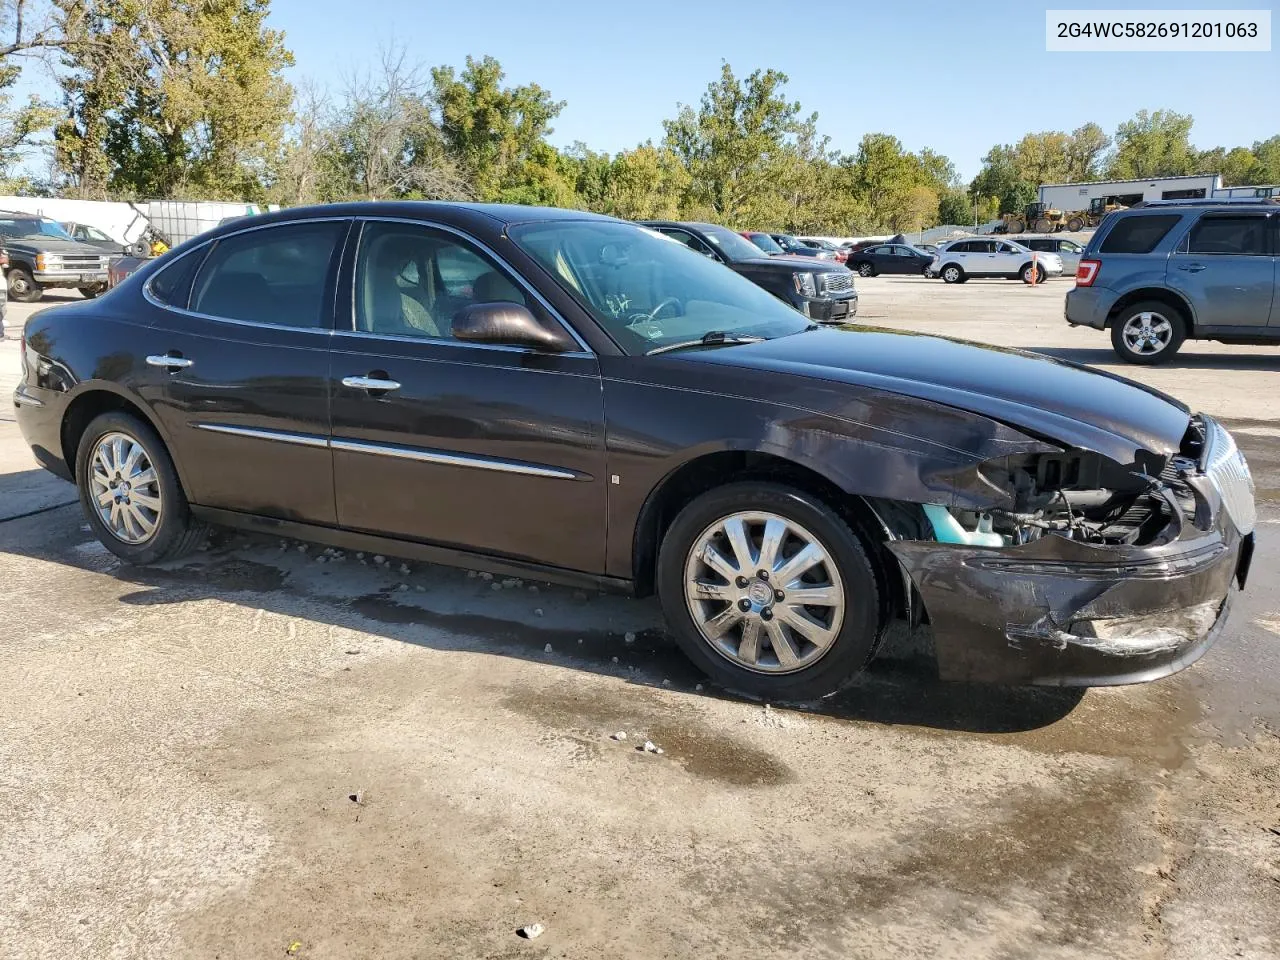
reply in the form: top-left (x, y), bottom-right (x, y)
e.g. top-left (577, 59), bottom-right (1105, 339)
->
top-left (1178, 263), bottom-right (1206, 273)
top-left (146, 354), bottom-right (193, 370)
top-left (342, 375), bottom-right (402, 393)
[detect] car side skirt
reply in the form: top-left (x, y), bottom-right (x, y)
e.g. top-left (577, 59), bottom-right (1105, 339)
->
top-left (190, 505), bottom-right (634, 595)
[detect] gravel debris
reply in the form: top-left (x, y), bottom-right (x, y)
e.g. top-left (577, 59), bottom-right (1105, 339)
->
top-left (544, 643), bottom-right (553, 653)
top-left (534, 608), bottom-right (544, 617)
top-left (611, 731), bottom-right (627, 741)
top-left (624, 632), bottom-right (636, 644)
top-left (517, 923), bottom-right (545, 940)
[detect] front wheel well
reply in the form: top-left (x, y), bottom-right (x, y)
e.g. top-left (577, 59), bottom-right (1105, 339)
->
top-left (631, 451), bottom-right (905, 625)
top-left (1106, 289), bottom-right (1193, 333)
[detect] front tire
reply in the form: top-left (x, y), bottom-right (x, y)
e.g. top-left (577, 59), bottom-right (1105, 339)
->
top-left (78, 284), bottom-right (105, 299)
top-left (940, 264), bottom-right (964, 284)
top-left (1066, 216), bottom-right (1084, 232)
top-left (75, 411), bottom-right (206, 564)
top-left (8, 266), bottom-right (42, 302)
top-left (856, 262), bottom-right (875, 278)
top-left (1020, 263), bottom-right (1046, 284)
top-left (657, 482), bottom-right (881, 701)
top-left (1110, 301), bottom-right (1187, 365)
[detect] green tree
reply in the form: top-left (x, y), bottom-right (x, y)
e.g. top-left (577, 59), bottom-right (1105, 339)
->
top-left (1064, 122), bottom-right (1110, 181)
top-left (1107, 109), bottom-right (1196, 179)
top-left (969, 144), bottom-right (1035, 215)
top-left (1251, 135), bottom-right (1280, 185)
top-left (54, 0), bottom-right (294, 199)
top-left (662, 63), bottom-right (809, 227)
top-left (431, 54), bottom-right (566, 203)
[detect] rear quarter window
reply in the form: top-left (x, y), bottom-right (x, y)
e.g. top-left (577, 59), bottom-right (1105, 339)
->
top-left (1099, 215), bottom-right (1183, 254)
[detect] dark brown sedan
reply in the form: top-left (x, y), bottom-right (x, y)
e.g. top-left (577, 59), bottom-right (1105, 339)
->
top-left (13, 203), bottom-right (1254, 700)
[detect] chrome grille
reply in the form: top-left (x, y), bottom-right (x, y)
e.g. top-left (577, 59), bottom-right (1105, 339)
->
top-left (821, 272), bottom-right (854, 294)
top-left (1202, 417), bottom-right (1256, 535)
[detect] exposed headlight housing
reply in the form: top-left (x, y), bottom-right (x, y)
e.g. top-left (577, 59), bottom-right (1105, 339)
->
top-left (1201, 418), bottom-right (1256, 535)
top-left (793, 272), bottom-right (817, 297)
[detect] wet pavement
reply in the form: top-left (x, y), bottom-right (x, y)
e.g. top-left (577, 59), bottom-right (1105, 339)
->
top-left (2, 284), bottom-right (1278, 959)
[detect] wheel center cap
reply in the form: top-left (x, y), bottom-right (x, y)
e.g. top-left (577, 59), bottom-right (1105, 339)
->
top-left (747, 580), bottom-right (772, 606)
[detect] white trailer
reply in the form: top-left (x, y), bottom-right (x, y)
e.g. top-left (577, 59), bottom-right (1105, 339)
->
top-left (1038, 174), bottom-right (1224, 212)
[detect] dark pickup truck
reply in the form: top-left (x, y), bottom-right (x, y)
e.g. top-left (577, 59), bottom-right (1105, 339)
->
top-left (0, 212), bottom-right (115, 301)
top-left (641, 220), bottom-right (858, 323)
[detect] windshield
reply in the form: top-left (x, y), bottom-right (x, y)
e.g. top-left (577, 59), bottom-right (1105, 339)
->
top-left (83, 226), bottom-right (114, 242)
top-left (697, 224), bottom-right (772, 262)
top-left (0, 218), bottom-right (75, 241)
top-left (745, 232), bottom-right (785, 255)
top-left (509, 220), bottom-right (811, 355)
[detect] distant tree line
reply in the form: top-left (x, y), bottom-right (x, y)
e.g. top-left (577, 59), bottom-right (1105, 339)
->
top-left (2, 1), bottom-right (1277, 233)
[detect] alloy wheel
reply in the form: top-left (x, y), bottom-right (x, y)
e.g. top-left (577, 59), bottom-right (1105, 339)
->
top-left (683, 511), bottom-right (846, 674)
top-left (1121, 311), bottom-right (1173, 356)
top-left (89, 432), bottom-right (163, 544)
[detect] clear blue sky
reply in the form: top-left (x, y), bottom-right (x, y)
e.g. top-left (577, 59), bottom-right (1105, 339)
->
top-left (19, 0), bottom-right (1280, 180)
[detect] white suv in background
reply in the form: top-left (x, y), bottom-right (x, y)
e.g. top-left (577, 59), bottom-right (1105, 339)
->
top-left (929, 237), bottom-right (1064, 284)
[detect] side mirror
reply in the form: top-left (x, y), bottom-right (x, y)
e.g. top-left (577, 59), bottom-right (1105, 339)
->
top-left (452, 302), bottom-right (576, 352)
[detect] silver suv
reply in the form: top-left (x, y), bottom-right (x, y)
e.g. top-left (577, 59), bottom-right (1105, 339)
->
top-left (1065, 201), bottom-right (1279, 364)
top-left (930, 237), bottom-right (1063, 284)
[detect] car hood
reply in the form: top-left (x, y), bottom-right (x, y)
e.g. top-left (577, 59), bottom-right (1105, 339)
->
top-left (3, 236), bottom-right (107, 254)
top-left (733, 254), bottom-right (841, 272)
top-left (682, 327), bottom-right (1191, 464)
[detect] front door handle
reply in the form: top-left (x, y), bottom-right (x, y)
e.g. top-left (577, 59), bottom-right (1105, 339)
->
top-left (1177, 263), bottom-right (1206, 273)
top-left (146, 354), bottom-right (194, 371)
top-left (342, 375), bottom-right (402, 393)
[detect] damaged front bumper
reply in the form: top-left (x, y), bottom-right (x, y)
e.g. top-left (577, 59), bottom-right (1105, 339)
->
top-left (887, 508), bottom-right (1254, 688)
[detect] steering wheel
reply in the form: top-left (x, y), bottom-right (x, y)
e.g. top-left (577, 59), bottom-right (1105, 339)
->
top-left (626, 296), bottom-right (682, 328)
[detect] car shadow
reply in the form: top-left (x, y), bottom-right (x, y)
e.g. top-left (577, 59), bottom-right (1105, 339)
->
top-left (1033, 346), bottom-right (1279, 370)
top-left (7, 515), bottom-right (1087, 736)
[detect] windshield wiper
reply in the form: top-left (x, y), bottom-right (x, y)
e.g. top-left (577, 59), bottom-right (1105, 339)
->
top-left (646, 331), bottom-right (766, 355)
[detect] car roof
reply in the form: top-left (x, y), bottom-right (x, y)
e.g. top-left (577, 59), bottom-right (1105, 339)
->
top-left (236, 201), bottom-right (623, 229)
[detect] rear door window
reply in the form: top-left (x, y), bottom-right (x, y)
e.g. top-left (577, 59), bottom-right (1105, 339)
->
top-left (191, 221), bottom-right (346, 328)
top-left (1099, 215), bottom-right (1182, 254)
top-left (1186, 215), bottom-right (1270, 256)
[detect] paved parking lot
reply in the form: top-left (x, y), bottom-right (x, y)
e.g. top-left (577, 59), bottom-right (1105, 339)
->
top-left (2, 284), bottom-right (1278, 959)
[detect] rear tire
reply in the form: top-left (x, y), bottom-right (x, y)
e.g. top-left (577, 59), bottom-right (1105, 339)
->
top-left (657, 482), bottom-right (882, 702)
top-left (1007, 219), bottom-right (1025, 234)
top-left (8, 266), bottom-right (41, 303)
top-left (74, 411), bottom-right (207, 564)
top-left (1109, 301), bottom-right (1187, 365)
top-left (1066, 216), bottom-right (1084, 232)
top-left (940, 264), bottom-right (964, 284)
top-left (127, 239), bottom-right (151, 258)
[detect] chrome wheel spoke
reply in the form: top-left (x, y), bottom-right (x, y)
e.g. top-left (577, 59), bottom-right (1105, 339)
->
top-left (737, 618), bottom-right (761, 665)
top-left (774, 542), bottom-right (823, 587)
top-left (722, 516), bottom-right (756, 571)
top-left (777, 605), bottom-right (836, 647)
top-left (764, 619), bottom-right (800, 668)
top-left (701, 543), bottom-right (740, 582)
top-left (131, 467), bottom-right (157, 487)
top-left (702, 605), bottom-right (743, 640)
top-left (127, 503), bottom-right (157, 537)
top-left (690, 580), bottom-right (735, 602)
top-left (757, 517), bottom-right (787, 573)
top-left (95, 487), bottom-right (115, 508)
top-left (785, 584), bottom-right (840, 607)
top-left (130, 491), bottom-right (162, 512)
